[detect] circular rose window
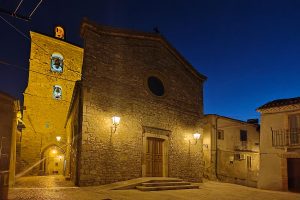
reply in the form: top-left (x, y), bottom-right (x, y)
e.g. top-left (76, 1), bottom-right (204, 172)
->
top-left (147, 76), bottom-right (165, 96)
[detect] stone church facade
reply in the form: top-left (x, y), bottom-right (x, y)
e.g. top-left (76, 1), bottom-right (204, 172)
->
top-left (65, 19), bottom-right (207, 186)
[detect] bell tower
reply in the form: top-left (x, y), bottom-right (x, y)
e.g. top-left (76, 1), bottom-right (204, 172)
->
top-left (18, 27), bottom-right (83, 176)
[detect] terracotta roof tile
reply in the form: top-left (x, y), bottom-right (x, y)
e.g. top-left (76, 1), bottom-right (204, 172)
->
top-left (257, 97), bottom-right (300, 110)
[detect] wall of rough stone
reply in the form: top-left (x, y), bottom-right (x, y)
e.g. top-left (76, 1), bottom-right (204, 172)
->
top-left (0, 93), bottom-right (19, 187)
top-left (0, 94), bottom-right (15, 169)
top-left (19, 32), bottom-right (83, 175)
top-left (65, 83), bottom-right (81, 185)
top-left (77, 22), bottom-right (206, 186)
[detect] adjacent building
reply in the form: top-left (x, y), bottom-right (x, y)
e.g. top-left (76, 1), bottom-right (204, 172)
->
top-left (65, 19), bottom-right (207, 186)
top-left (203, 114), bottom-right (260, 187)
top-left (257, 97), bottom-right (300, 192)
top-left (0, 91), bottom-right (23, 191)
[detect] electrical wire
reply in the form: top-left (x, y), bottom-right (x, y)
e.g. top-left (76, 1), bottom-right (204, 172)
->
top-left (0, 14), bottom-right (85, 80)
top-left (13, 0), bottom-right (24, 15)
top-left (28, 0), bottom-right (43, 18)
top-left (0, 60), bottom-right (77, 83)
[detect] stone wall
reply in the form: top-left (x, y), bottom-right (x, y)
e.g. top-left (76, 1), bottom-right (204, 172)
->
top-left (19, 32), bottom-right (83, 175)
top-left (65, 82), bottom-right (81, 185)
top-left (0, 94), bottom-right (15, 170)
top-left (217, 150), bottom-right (259, 187)
top-left (0, 93), bottom-right (19, 186)
top-left (76, 21), bottom-right (206, 186)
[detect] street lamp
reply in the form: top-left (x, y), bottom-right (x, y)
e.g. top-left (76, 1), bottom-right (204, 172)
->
top-left (56, 136), bottom-right (61, 142)
top-left (51, 149), bottom-right (57, 154)
top-left (111, 116), bottom-right (120, 134)
top-left (190, 128), bottom-right (203, 145)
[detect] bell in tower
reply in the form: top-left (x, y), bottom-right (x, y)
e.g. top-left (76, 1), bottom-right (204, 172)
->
top-left (54, 26), bottom-right (65, 40)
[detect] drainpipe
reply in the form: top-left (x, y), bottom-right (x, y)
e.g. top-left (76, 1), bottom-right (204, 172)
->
top-left (215, 115), bottom-right (220, 180)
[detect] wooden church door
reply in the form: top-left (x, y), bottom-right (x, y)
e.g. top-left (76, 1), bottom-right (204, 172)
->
top-left (146, 137), bottom-right (164, 177)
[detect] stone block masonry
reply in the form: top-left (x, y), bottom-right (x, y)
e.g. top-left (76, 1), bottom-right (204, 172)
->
top-left (19, 31), bottom-right (83, 176)
top-left (70, 19), bottom-right (207, 186)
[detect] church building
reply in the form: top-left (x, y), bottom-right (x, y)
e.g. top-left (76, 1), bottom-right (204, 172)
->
top-left (18, 19), bottom-right (207, 187)
top-left (65, 19), bottom-right (207, 186)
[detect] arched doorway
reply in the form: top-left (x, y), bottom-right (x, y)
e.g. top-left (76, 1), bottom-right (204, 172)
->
top-left (40, 144), bottom-right (66, 176)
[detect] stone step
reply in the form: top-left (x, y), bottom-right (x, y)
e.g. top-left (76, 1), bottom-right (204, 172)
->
top-left (142, 181), bottom-right (191, 187)
top-left (146, 179), bottom-right (183, 183)
top-left (136, 184), bottom-right (199, 191)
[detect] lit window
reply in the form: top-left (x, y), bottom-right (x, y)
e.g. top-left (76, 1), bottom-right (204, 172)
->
top-left (51, 53), bottom-right (64, 73)
top-left (53, 85), bottom-right (62, 100)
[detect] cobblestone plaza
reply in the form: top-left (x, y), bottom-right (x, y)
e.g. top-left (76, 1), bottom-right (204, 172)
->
top-left (8, 176), bottom-right (300, 200)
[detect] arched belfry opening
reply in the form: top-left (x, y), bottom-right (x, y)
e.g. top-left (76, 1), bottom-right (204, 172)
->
top-left (54, 26), bottom-right (65, 39)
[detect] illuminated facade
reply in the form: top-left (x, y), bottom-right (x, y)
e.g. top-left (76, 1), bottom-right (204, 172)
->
top-left (203, 114), bottom-right (260, 187)
top-left (18, 21), bottom-right (208, 187)
top-left (257, 97), bottom-right (300, 192)
top-left (65, 19), bottom-right (207, 186)
top-left (18, 29), bottom-right (83, 176)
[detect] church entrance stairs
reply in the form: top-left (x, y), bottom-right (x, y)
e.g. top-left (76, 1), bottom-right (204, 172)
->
top-left (136, 179), bottom-right (199, 191)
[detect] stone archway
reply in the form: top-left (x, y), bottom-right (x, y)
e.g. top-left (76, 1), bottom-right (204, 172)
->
top-left (40, 144), bottom-right (66, 176)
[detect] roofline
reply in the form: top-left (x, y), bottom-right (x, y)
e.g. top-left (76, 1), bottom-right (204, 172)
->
top-left (205, 114), bottom-right (259, 127)
top-left (80, 18), bottom-right (207, 82)
top-left (0, 91), bottom-right (18, 101)
top-left (30, 31), bottom-right (83, 50)
top-left (257, 105), bottom-right (300, 114)
top-left (256, 96), bottom-right (300, 111)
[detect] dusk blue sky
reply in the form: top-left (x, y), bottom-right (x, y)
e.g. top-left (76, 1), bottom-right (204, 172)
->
top-left (1, 0), bottom-right (300, 121)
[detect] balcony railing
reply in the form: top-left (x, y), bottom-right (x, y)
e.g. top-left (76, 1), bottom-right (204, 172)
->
top-left (271, 128), bottom-right (300, 147)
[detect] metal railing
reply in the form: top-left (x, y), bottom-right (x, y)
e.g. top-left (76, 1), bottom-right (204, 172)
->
top-left (271, 128), bottom-right (300, 147)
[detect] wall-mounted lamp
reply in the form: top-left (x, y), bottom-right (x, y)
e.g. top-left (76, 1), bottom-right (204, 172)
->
top-left (191, 132), bottom-right (201, 144)
top-left (111, 116), bottom-right (121, 134)
top-left (189, 128), bottom-right (203, 145)
top-left (56, 136), bottom-right (61, 142)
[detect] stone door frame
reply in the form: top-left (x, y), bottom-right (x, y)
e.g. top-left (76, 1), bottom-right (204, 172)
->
top-left (142, 126), bottom-right (170, 177)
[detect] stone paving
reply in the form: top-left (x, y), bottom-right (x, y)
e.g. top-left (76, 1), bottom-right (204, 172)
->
top-left (8, 176), bottom-right (300, 200)
top-left (13, 175), bottom-right (75, 188)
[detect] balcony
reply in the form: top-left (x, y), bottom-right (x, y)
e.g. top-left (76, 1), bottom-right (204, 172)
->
top-left (272, 128), bottom-right (300, 147)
